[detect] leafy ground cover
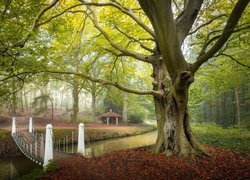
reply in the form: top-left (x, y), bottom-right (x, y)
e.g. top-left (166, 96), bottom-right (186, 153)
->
top-left (192, 123), bottom-right (250, 154)
top-left (39, 146), bottom-right (249, 179)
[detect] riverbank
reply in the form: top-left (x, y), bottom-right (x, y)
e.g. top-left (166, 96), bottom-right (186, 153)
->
top-left (0, 125), bottom-right (156, 158)
top-left (11, 123), bottom-right (250, 179)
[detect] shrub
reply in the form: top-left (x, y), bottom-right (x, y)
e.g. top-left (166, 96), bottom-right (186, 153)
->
top-left (16, 168), bottom-right (44, 180)
top-left (77, 116), bottom-right (93, 123)
top-left (44, 160), bottom-right (59, 173)
top-left (0, 129), bottom-right (8, 138)
top-left (128, 113), bottom-right (144, 124)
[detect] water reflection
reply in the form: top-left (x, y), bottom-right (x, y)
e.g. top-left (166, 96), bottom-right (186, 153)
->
top-left (0, 156), bottom-right (40, 180)
top-left (85, 131), bottom-right (157, 157)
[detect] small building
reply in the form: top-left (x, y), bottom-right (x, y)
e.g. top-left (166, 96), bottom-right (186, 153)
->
top-left (99, 109), bottom-right (122, 125)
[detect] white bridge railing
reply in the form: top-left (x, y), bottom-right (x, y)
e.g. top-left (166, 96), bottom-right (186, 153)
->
top-left (12, 117), bottom-right (85, 167)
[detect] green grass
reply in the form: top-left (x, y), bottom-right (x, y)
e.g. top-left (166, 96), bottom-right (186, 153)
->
top-left (16, 168), bottom-right (44, 180)
top-left (192, 123), bottom-right (250, 154)
top-left (0, 129), bottom-right (9, 138)
top-left (16, 160), bottom-right (58, 180)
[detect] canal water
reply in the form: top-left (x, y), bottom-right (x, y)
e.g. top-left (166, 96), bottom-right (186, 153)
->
top-left (0, 131), bottom-right (157, 179)
top-left (0, 156), bottom-right (40, 180)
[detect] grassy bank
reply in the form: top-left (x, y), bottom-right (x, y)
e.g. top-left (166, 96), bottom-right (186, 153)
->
top-left (192, 123), bottom-right (250, 154)
top-left (37, 125), bottom-right (157, 144)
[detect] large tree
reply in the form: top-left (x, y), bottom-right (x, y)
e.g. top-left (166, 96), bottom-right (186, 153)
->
top-left (69, 0), bottom-right (249, 156)
top-left (1, 0), bottom-right (249, 157)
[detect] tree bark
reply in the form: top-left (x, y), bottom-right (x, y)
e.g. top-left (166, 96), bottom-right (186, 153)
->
top-left (137, 0), bottom-right (214, 157)
top-left (152, 60), bottom-right (201, 157)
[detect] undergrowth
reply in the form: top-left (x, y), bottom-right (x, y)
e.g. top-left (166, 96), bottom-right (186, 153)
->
top-left (192, 123), bottom-right (250, 154)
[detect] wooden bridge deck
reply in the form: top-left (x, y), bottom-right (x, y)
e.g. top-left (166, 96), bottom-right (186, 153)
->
top-left (13, 130), bottom-right (74, 165)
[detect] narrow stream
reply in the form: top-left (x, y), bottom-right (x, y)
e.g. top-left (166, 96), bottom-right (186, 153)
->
top-left (0, 131), bottom-right (157, 179)
top-left (85, 130), bottom-right (157, 157)
top-left (0, 156), bottom-right (40, 180)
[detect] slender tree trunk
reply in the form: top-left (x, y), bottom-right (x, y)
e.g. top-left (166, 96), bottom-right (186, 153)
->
top-left (11, 93), bottom-right (17, 115)
top-left (54, 91), bottom-right (58, 109)
top-left (39, 90), bottom-right (44, 110)
top-left (152, 60), bottom-right (201, 157)
top-left (60, 90), bottom-right (64, 109)
top-left (71, 78), bottom-right (79, 123)
top-left (91, 91), bottom-right (96, 122)
top-left (11, 82), bottom-right (17, 115)
top-left (122, 92), bottom-right (128, 122)
top-left (234, 86), bottom-right (241, 127)
top-left (23, 87), bottom-right (28, 110)
top-left (19, 90), bottom-right (24, 112)
top-left (50, 98), bottom-right (54, 122)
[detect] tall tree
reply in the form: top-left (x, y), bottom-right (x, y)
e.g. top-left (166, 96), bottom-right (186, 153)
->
top-left (67, 0), bottom-right (248, 156)
top-left (1, 0), bottom-right (249, 157)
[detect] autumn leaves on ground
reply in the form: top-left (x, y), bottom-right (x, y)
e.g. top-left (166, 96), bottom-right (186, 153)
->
top-left (40, 146), bottom-right (250, 180)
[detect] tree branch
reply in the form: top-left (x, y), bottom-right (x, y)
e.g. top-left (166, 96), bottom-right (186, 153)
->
top-left (78, 0), bottom-right (155, 38)
top-left (188, 14), bottom-right (227, 36)
top-left (86, 7), bottom-right (156, 64)
top-left (19, 0), bottom-right (60, 47)
top-left (114, 26), bottom-right (155, 53)
top-left (38, 3), bottom-right (83, 26)
top-left (138, 0), bottom-right (188, 79)
top-left (192, 0), bottom-right (250, 73)
top-left (176, 0), bottom-right (203, 45)
top-left (220, 53), bottom-right (250, 68)
top-left (44, 70), bottom-right (163, 98)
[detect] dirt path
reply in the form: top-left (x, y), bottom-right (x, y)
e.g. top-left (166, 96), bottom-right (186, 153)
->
top-left (0, 109), bottom-right (75, 131)
top-left (0, 109), bottom-right (133, 131)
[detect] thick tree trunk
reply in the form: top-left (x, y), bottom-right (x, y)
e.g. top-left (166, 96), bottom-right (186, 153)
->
top-left (152, 60), bottom-right (201, 157)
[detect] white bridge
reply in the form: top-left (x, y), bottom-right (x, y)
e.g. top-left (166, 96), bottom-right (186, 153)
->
top-left (11, 117), bottom-right (85, 167)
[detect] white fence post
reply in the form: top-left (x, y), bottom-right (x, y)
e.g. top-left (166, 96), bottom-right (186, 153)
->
top-left (12, 117), bottom-right (16, 136)
top-left (77, 123), bottom-right (85, 155)
top-left (44, 124), bottom-right (53, 167)
top-left (29, 117), bottom-right (33, 133)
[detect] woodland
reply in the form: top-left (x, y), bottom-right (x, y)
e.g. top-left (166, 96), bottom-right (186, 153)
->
top-left (0, 0), bottom-right (250, 177)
